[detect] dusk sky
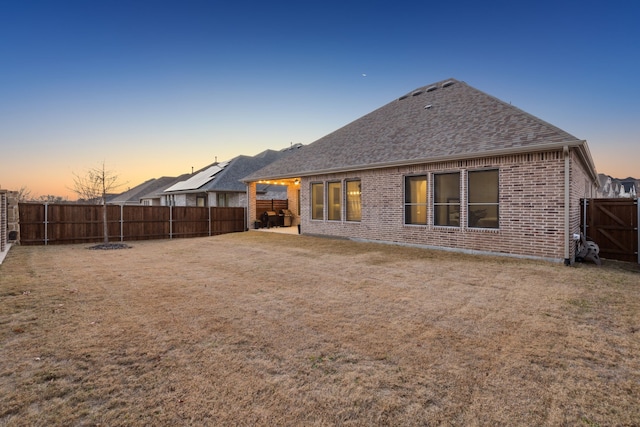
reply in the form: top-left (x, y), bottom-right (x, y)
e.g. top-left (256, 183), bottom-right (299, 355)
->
top-left (1, 0), bottom-right (638, 200)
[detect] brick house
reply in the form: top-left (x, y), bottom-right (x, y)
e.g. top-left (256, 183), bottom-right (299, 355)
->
top-left (0, 189), bottom-right (19, 264)
top-left (244, 78), bottom-right (599, 263)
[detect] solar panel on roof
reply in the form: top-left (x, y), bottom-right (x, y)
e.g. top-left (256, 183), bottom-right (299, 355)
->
top-left (164, 161), bottom-right (229, 192)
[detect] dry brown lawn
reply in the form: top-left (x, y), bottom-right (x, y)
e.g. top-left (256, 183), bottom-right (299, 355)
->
top-left (1, 231), bottom-right (639, 426)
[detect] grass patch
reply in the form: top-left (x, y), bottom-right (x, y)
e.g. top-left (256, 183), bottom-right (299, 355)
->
top-left (1, 232), bottom-right (639, 425)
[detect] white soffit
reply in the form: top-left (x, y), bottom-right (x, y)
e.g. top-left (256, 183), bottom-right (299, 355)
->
top-left (164, 161), bottom-right (229, 192)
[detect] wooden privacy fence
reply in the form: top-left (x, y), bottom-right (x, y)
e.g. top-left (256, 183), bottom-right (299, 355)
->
top-left (255, 199), bottom-right (288, 219)
top-left (18, 203), bottom-right (246, 245)
top-left (581, 198), bottom-right (639, 264)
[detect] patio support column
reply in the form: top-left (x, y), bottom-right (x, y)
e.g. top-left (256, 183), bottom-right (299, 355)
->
top-left (286, 181), bottom-right (300, 226)
top-left (246, 181), bottom-right (257, 230)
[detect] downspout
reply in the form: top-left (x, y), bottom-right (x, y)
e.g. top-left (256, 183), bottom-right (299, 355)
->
top-left (564, 145), bottom-right (571, 265)
top-left (246, 184), bottom-right (250, 231)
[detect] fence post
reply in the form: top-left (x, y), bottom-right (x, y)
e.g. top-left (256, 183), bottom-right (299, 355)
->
top-left (120, 204), bottom-right (124, 242)
top-left (208, 206), bottom-right (212, 237)
top-left (44, 203), bottom-right (48, 246)
top-left (169, 205), bottom-right (173, 239)
top-left (581, 198), bottom-right (588, 237)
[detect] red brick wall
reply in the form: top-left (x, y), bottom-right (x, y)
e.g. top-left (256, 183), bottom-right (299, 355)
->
top-left (299, 149), bottom-right (596, 262)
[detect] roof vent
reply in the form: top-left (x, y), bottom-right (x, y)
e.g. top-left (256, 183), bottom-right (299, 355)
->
top-left (411, 90), bottom-right (423, 96)
top-left (424, 104), bottom-right (433, 109)
top-left (425, 85), bottom-right (437, 92)
top-left (442, 80), bottom-right (455, 88)
top-left (398, 95), bottom-right (409, 101)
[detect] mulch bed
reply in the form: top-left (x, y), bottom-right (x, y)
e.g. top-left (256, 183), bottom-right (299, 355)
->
top-left (86, 243), bottom-right (131, 250)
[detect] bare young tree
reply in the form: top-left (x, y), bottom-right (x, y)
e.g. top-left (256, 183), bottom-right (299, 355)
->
top-left (17, 186), bottom-right (33, 202)
top-left (14, 187), bottom-right (67, 203)
top-left (71, 162), bottom-right (125, 244)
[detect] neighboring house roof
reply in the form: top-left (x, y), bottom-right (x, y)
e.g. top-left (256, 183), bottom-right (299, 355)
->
top-left (620, 181), bottom-right (636, 192)
top-left (138, 175), bottom-right (192, 199)
top-left (109, 178), bottom-right (165, 204)
top-left (166, 146), bottom-right (302, 194)
top-left (596, 174), bottom-right (639, 198)
top-left (598, 174), bottom-right (610, 190)
top-left (110, 176), bottom-right (189, 204)
top-left (244, 78), bottom-right (597, 182)
top-left (203, 148), bottom-right (300, 192)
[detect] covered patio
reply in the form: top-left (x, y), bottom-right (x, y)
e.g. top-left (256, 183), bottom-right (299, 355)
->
top-left (246, 178), bottom-right (301, 233)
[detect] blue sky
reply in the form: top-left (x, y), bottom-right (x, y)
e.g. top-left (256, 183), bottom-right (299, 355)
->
top-left (1, 0), bottom-right (639, 199)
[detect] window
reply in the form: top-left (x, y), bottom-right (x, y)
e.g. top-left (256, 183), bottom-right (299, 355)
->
top-left (216, 193), bottom-right (230, 207)
top-left (311, 183), bottom-right (324, 220)
top-left (346, 180), bottom-right (362, 221)
top-left (404, 175), bottom-right (427, 225)
top-left (434, 173), bottom-right (460, 226)
top-left (196, 195), bottom-right (206, 207)
top-left (468, 170), bottom-right (499, 228)
top-left (327, 181), bottom-right (342, 221)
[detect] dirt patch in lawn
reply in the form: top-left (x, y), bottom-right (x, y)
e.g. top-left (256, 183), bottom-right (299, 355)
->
top-left (1, 232), bottom-right (639, 426)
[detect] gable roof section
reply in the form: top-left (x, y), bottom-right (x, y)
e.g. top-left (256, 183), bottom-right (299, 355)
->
top-left (245, 78), bottom-right (596, 181)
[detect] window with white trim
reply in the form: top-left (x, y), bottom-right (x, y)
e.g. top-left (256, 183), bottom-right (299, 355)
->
top-left (404, 175), bottom-right (427, 225)
top-left (327, 181), bottom-right (342, 221)
top-left (434, 173), bottom-right (460, 226)
top-left (311, 183), bottom-right (324, 220)
top-left (467, 170), bottom-right (499, 228)
top-left (345, 180), bottom-right (361, 222)
top-left (216, 193), bottom-right (230, 207)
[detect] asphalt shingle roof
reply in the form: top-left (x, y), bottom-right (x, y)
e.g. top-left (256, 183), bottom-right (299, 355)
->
top-left (109, 175), bottom-right (190, 204)
top-left (163, 147), bottom-right (302, 194)
top-left (245, 78), bottom-right (587, 181)
top-left (200, 149), bottom-right (293, 192)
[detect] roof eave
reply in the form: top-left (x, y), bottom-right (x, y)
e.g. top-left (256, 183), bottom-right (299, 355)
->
top-left (246, 140), bottom-right (593, 181)
top-left (573, 141), bottom-right (599, 184)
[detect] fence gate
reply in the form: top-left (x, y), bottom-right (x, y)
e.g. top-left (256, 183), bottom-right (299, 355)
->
top-left (581, 198), bottom-right (639, 264)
